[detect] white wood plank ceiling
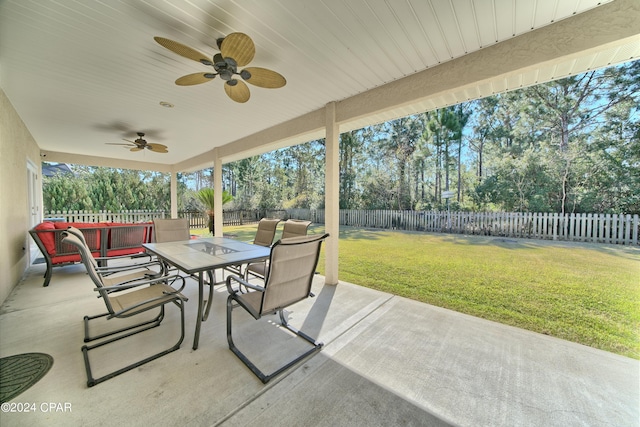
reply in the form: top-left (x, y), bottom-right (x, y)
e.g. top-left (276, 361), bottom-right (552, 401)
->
top-left (0, 0), bottom-right (638, 170)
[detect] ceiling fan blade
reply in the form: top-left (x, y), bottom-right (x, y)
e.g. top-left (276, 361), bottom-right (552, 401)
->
top-left (106, 142), bottom-right (135, 146)
top-left (241, 67), bottom-right (286, 88)
top-left (147, 143), bottom-right (169, 153)
top-left (220, 32), bottom-right (255, 66)
top-left (130, 147), bottom-right (144, 152)
top-left (154, 37), bottom-right (212, 65)
top-left (175, 72), bottom-right (216, 86)
top-left (123, 138), bottom-right (139, 145)
top-left (224, 80), bottom-right (250, 103)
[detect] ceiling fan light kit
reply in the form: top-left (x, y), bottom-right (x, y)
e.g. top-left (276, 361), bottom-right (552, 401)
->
top-left (154, 32), bottom-right (286, 103)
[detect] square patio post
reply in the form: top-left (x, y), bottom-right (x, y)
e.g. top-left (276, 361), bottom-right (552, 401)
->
top-left (325, 102), bottom-right (339, 285)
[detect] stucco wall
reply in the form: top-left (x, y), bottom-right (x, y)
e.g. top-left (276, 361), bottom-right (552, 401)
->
top-left (0, 88), bottom-right (41, 305)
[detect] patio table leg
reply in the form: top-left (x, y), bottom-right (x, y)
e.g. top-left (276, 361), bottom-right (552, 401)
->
top-left (193, 271), bottom-right (204, 350)
top-left (201, 270), bottom-right (215, 322)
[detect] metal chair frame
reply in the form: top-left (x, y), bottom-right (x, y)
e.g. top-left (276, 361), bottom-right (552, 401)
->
top-left (226, 233), bottom-right (329, 383)
top-left (62, 232), bottom-right (188, 387)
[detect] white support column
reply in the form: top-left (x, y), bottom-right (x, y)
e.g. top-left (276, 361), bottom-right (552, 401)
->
top-left (213, 148), bottom-right (224, 237)
top-left (325, 102), bottom-right (339, 285)
top-left (170, 171), bottom-right (178, 218)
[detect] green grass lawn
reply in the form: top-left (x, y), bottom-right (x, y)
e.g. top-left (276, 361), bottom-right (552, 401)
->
top-left (206, 224), bottom-right (640, 359)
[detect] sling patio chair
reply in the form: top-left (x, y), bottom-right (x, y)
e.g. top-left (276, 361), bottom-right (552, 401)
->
top-left (244, 219), bottom-right (311, 282)
top-left (152, 218), bottom-right (191, 274)
top-left (226, 218), bottom-right (281, 281)
top-left (153, 218), bottom-right (216, 321)
top-left (225, 233), bottom-right (329, 383)
top-left (253, 218), bottom-right (282, 246)
top-left (281, 219), bottom-right (312, 239)
top-left (62, 231), bottom-right (188, 387)
top-left (153, 218), bottom-right (191, 242)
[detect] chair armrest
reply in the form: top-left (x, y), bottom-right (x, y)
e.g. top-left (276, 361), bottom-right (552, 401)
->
top-left (98, 274), bottom-right (186, 293)
top-left (108, 282), bottom-right (188, 319)
top-left (95, 253), bottom-right (153, 262)
top-left (226, 275), bottom-right (264, 294)
top-left (96, 260), bottom-right (162, 274)
top-left (100, 271), bottom-right (166, 291)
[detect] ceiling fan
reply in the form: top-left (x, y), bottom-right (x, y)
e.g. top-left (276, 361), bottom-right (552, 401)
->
top-left (106, 132), bottom-right (168, 153)
top-left (154, 32), bottom-right (286, 103)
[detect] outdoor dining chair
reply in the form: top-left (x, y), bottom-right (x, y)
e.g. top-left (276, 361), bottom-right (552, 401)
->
top-left (244, 219), bottom-right (311, 281)
top-left (252, 218), bottom-right (282, 246)
top-left (281, 219), bottom-right (312, 239)
top-left (153, 218), bottom-right (215, 321)
top-left (153, 218), bottom-right (191, 242)
top-left (61, 231), bottom-right (188, 387)
top-left (226, 218), bottom-right (281, 280)
top-left (225, 233), bottom-right (329, 383)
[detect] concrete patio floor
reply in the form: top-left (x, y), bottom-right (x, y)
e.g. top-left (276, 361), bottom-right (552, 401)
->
top-left (0, 259), bottom-right (638, 426)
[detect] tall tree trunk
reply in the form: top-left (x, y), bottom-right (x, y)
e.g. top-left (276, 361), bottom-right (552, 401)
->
top-left (457, 138), bottom-right (462, 201)
top-left (435, 136), bottom-right (441, 204)
top-left (444, 141), bottom-right (450, 194)
top-left (478, 143), bottom-right (483, 182)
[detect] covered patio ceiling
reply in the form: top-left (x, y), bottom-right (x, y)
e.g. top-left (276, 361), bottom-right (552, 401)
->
top-left (1, 0), bottom-right (639, 173)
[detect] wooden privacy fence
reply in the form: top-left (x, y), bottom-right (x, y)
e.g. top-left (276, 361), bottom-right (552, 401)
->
top-left (46, 209), bottom-right (639, 245)
top-left (288, 209), bottom-right (640, 246)
top-left (179, 210), bottom-right (288, 227)
top-left (220, 209), bottom-right (287, 226)
top-left (178, 211), bottom-right (208, 228)
top-left (45, 209), bottom-right (288, 228)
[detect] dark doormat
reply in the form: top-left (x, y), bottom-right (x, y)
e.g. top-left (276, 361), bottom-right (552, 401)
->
top-left (0, 353), bottom-right (54, 403)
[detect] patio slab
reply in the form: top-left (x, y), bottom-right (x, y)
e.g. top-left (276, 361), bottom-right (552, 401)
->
top-left (0, 262), bottom-right (638, 426)
top-left (222, 290), bottom-right (639, 426)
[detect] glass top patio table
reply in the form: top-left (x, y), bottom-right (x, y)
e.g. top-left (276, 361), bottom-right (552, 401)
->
top-left (143, 237), bottom-right (270, 349)
top-left (144, 237), bottom-right (270, 274)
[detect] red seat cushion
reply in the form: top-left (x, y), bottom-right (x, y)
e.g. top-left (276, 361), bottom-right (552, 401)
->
top-left (53, 222), bottom-right (106, 229)
top-left (34, 222), bottom-right (56, 255)
top-left (37, 222), bottom-right (150, 263)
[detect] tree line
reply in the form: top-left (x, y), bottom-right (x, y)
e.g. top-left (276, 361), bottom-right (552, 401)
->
top-left (43, 62), bottom-right (639, 215)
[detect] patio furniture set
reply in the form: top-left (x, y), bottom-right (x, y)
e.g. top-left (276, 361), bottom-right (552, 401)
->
top-left (33, 218), bottom-right (327, 386)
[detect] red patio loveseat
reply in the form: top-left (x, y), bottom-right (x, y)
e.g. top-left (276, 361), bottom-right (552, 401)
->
top-left (29, 221), bottom-right (155, 287)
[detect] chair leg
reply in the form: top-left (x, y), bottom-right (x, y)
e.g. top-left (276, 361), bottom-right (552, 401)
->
top-left (82, 300), bottom-right (185, 387)
top-left (226, 296), bottom-right (323, 384)
top-left (278, 310), bottom-right (323, 347)
top-left (43, 259), bottom-right (53, 287)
